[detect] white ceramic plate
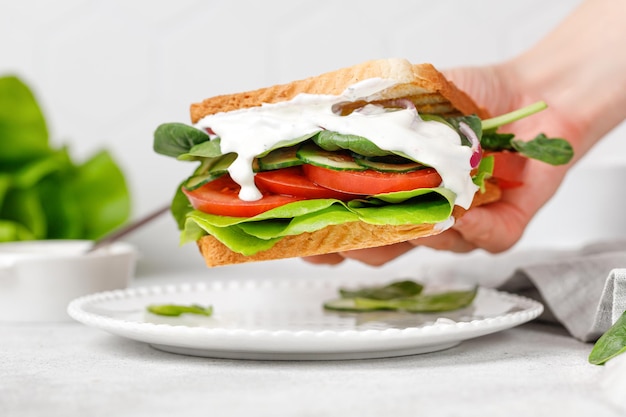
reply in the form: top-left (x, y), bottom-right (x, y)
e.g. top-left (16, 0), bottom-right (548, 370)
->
top-left (68, 278), bottom-right (543, 360)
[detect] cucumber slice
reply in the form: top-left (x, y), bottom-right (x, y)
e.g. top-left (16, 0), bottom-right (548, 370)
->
top-left (255, 146), bottom-right (303, 172)
top-left (185, 153), bottom-right (236, 190)
top-left (296, 142), bottom-right (365, 171)
top-left (185, 171), bottom-right (225, 190)
top-left (354, 155), bottom-right (424, 173)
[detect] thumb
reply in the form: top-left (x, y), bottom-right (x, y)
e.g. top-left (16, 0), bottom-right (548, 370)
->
top-left (452, 201), bottom-right (528, 253)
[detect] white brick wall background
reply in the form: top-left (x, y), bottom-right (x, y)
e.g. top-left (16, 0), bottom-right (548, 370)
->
top-left (2, 0), bottom-right (626, 272)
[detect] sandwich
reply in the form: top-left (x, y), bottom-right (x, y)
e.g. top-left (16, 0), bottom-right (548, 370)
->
top-left (154, 58), bottom-right (573, 267)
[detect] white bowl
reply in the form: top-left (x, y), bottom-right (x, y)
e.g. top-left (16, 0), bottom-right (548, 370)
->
top-left (0, 240), bottom-right (136, 322)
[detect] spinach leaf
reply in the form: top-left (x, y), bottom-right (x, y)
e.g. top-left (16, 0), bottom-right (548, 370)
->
top-left (1, 188), bottom-right (47, 239)
top-left (313, 130), bottom-right (391, 157)
top-left (589, 310), bottom-right (626, 365)
top-left (147, 303), bottom-right (213, 317)
top-left (339, 280), bottom-right (424, 300)
top-left (171, 181), bottom-right (193, 230)
top-left (392, 287), bottom-right (478, 313)
top-left (0, 76), bottom-right (49, 164)
top-left (512, 134), bottom-right (573, 165)
top-left (153, 122), bottom-right (210, 158)
top-left (324, 280), bottom-right (477, 313)
top-left (446, 114), bottom-right (482, 147)
top-left (178, 139), bottom-right (223, 161)
top-left (480, 131), bottom-right (515, 151)
top-left (0, 174), bottom-right (10, 209)
top-left (445, 102), bottom-right (573, 166)
top-left (0, 75), bottom-right (131, 242)
top-left (70, 150), bottom-right (131, 239)
top-left (0, 220), bottom-right (36, 241)
top-left (256, 132), bottom-right (320, 158)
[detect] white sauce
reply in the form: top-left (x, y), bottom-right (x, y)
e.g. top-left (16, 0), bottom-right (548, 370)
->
top-left (194, 78), bottom-right (478, 208)
top-left (434, 216), bottom-right (455, 232)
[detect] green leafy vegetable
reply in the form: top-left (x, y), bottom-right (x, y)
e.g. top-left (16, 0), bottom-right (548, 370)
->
top-left (481, 101), bottom-right (548, 131)
top-left (0, 76), bottom-right (49, 164)
top-left (589, 310), bottom-right (626, 365)
top-left (147, 303), bottom-right (213, 317)
top-left (339, 280), bottom-right (424, 300)
top-left (449, 102), bottom-right (573, 166)
top-left (323, 280), bottom-right (477, 313)
top-left (446, 114), bottom-right (482, 147)
top-left (153, 122), bottom-right (210, 158)
top-left (480, 132), bottom-right (515, 151)
top-left (313, 130), bottom-right (391, 157)
top-left (180, 187), bottom-right (454, 256)
top-left (511, 134), bottom-right (573, 165)
top-left (178, 138), bottom-right (223, 160)
top-left (0, 75), bottom-right (131, 242)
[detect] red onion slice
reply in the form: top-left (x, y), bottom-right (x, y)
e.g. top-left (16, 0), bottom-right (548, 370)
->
top-left (458, 121), bottom-right (482, 168)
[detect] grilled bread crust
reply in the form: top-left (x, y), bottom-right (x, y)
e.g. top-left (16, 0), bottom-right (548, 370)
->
top-left (187, 59), bottom-right (497, 267)
top-left (190, 59), bottom-right (490, 123)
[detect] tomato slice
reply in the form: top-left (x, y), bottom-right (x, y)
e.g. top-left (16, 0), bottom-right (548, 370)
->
top-left (183, 175), bottom-right (305, 217)
top-left (302, 164), bottom-right (442, 195)
top-left (488, 151), bottom-right (527, 189)
top-left (255, 166), bottom-right (360, 200)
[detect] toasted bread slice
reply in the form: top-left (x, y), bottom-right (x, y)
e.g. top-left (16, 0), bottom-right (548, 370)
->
top-left (187, 59), bottom-right (498, 267)
top-left (191, 59), bottom-right (490, 122)
top-left (196, 182), bottom-right (500, 267)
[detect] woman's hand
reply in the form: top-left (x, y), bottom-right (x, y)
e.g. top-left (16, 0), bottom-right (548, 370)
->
top-left (305, 0), bottom-right (626, 266)
top-left (304, 64), bottom-right (582, 266)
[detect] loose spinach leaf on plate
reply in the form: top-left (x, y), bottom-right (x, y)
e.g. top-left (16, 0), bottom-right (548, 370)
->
top-left (147, 304), bottom-right (213, 317)
top-left (324, 280), bottom-right (478, 313)
top-left (339, 280), bottom-right (424, 300)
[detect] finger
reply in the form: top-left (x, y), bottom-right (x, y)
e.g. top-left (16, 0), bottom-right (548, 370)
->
top-left (451, 202), bottom-right (528, 253)
top-left (302, 253), bottom-right (346, 265)
top-left (338, 242), bottom-right (414, 266)
top-left (407, 229), bottom-right (478, 253)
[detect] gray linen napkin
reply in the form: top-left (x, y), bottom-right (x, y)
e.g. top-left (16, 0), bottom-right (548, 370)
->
top-left (498, 240), bottom-right (626, 342)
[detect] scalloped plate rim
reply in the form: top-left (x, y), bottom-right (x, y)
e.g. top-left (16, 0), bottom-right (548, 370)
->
top-left (67, 278), bottom-right (543, 360)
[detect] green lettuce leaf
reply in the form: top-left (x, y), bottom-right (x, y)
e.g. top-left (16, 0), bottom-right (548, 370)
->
top-left (181, 188), bottom-right (456, 256)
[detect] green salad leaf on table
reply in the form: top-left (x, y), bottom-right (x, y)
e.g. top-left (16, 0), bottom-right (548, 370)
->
top-left (589, 310), bottom-right (626, 365)
top-left (0, 75), bottom-right (131, 242)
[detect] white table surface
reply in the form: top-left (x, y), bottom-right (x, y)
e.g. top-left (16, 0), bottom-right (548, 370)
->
top-left (2, 251), bottom-right (626, 417)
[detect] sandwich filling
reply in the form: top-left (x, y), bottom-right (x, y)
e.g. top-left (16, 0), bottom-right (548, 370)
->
top-left (193, 78), bottom-right (478, 209)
